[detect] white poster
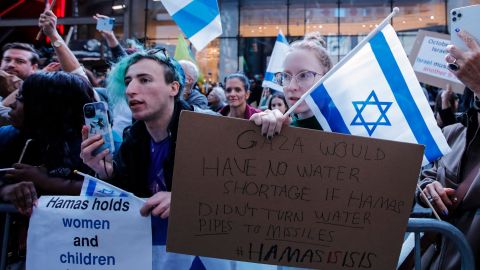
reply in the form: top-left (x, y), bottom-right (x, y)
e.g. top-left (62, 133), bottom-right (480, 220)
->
top-left (413, 36), bottom-right (462, 84)
top-left (27, 196), bottom-right (152, 270)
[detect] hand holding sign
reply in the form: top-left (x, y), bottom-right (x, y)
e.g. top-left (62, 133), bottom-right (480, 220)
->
top-left (0, 181), bottom-right (37, 215)
top-left (140, 191), bottom-right (171, 219)
top-left (167, 112), bottom-right (424, 269)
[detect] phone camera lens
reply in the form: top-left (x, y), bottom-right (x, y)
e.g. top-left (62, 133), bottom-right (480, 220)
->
top-left (458, 13), bottom-right (462, 18)
top-left (85, 105), bottom-right (96, 118)
top-left (452, 11), bottom-right (457, 15)
top-left (452, 17), bottom-right (457, 22)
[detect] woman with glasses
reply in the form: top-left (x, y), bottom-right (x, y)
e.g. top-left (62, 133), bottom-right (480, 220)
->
top-left (251, 32), bottom-right (332, 135)
top-left (220, 73), bottom-right (261, 119)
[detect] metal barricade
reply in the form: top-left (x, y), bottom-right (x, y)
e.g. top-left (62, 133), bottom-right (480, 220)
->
top-left (405, 218), bottom-right (475, 270)
top-left (0, 205), bottom-right (475, 270)
top-left (0, 204), bottom-right (18, 270)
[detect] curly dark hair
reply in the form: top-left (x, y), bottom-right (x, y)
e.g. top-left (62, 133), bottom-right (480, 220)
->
top-left (21, 71), bottom-right (94, 170)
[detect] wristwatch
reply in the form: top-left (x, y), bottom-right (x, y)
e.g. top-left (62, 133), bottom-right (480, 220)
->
top-left (52, 39), bottom-right (63, 48)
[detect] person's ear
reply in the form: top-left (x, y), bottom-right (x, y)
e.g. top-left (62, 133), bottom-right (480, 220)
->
top-left (170, 81), bottom-right (180, 97)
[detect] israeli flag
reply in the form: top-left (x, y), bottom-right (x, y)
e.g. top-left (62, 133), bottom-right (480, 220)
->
top-left (161, 0), bottom-right (222, 51)
top-left (306, 24), bottom-right (450, 165)
top-left (80, 174), bottom-right (145, 203)
top-left (263, 31), bottom-right (289, 92)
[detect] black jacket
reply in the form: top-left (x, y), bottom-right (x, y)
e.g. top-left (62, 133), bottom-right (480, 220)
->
top-left (110, 100), bottom-right (192, 197)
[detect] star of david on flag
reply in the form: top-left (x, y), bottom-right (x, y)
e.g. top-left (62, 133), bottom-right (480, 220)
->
top-left (305, 24), bottom-right (451, 165)
top-left (351, 90), bottom-right (393, 136)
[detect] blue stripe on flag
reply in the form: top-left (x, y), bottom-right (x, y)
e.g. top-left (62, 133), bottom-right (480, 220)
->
top-left (310, 84), bottom-right (351, 134)
top-left (86, 179), bottom-right (96, 196)
top-left (276, 34), bottom-right (288, 45)
top-left (264, 72), bottom-right (275, 81)
top-left (172, 0), bottom-right (219, 38)
top-left (370, 31), bottom-right (442, 162)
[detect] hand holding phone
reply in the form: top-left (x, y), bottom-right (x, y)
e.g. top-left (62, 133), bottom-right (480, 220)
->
top-left (450, 5), bottom-right (480, 51)
top-left (96, 16), bottom-right (115, 32)
top-left (83, 102), bottom-right (115, 156)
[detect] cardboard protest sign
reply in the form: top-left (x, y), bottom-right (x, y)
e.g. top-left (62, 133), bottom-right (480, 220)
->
top-left (167, 111), bottom-right (424, 269)
top-left (409, 30), bottom-right (464, 94)
top-left (27, 196), bottom-right (152, 270)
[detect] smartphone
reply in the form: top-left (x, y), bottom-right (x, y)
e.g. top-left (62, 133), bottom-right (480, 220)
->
top-left (450, 5), bottom-right (480, 51)
top-left (83, 102), bottom-right (115, 156)
top-left (96, 17), bottom-right (115, 32)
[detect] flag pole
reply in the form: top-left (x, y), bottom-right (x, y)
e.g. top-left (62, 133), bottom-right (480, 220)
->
top-left (74, 170), bottom-right (99, 180)
top-left (35, 0), bottom-right (57, 40)
top-left (18, 139), bottom-right (32, 163)
top-left (283, 7), bottom-right (400, 117)
top-left (416, 184), bottom-right (442, 221)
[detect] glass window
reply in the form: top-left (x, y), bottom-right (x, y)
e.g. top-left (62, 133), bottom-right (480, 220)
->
top-left (289, 3), bottom-right (305, 36)
top-left (339, 1), bottom-right (391, 36)
top-left (196, 39), bottom-right (221, 83)
top-left (239, 36), bottom-right (276, 77)
top-left (397, 31), bottom-right (418, 56)
top-left (305, 1), bottom-right (338, 37)
top-left (239, 0), bottom-right (288, 37)
top-left (393, 0), bottom-right (446, 32)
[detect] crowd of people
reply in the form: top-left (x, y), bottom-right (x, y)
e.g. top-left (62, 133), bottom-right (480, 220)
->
top-left (0, 5), bottom-right (479, 270)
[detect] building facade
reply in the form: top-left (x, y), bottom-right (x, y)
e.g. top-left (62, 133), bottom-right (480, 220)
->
top-left (132, 0), bottom-right (478, 84)
top-left (1, 0), bottom-right (479, 83)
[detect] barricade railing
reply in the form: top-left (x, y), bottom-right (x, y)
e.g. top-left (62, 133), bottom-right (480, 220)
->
top-left (402, 218), bottom-right (475, 270)
top-left (0, 204), bottom-right (475, 270)
top-left (0, 204), bottom-right (18, 270)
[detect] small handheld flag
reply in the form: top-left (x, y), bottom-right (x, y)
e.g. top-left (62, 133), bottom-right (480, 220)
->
top-left (262, 31), bottom-right (289, 92)
top-left (285, 8), bottom-right (450, 165)
top-left (75, 170), bottom-right (145, 203)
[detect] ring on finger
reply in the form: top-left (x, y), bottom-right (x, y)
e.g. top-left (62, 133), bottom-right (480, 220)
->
top-left (448, 62), bottom-right (460, 71)
top-left (446, 55), bottom-right (460, 71)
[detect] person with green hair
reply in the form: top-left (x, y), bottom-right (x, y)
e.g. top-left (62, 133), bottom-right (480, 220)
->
top-left (80, 48), bottom-right (232, 268)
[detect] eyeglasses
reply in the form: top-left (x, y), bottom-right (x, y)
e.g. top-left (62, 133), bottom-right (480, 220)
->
top-left (145, 47), bottom-right (177, 76)
top-left (147, 47), bottom-right (170, 61)
top-left (276, 71), bottom-right (322, 89)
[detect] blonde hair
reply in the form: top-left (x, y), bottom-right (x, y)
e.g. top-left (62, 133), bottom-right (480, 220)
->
top-left (289, 32), bottom-right (333, 72)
